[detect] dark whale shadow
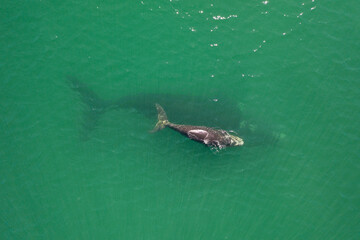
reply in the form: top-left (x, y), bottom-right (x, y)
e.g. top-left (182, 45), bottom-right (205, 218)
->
top-left (67, 76), bottom-right (279, 147)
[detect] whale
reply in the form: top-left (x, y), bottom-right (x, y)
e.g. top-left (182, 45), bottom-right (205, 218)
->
top-left (152, 104), bottom-right (244, 149)
top-left (68, 76), bottom-right (278, 146)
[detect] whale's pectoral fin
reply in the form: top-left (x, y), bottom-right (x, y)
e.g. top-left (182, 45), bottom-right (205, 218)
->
top-left (187, 129), bottom-right (209, 142)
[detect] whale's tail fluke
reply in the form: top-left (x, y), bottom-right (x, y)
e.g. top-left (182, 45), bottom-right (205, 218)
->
top-left (67, 76), bottom-right (108, 139)
top-left (151, 103), bottom-right (169, 132)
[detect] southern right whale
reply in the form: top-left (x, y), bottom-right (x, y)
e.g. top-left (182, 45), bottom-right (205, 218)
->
top-left (152, 104), bottom-right (244, 149)
top-left (68, 76), bottom-right (278, 146)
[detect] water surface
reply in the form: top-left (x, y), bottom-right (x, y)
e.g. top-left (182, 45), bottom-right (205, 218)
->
top-left (1, 0), bottom-right (359, 239)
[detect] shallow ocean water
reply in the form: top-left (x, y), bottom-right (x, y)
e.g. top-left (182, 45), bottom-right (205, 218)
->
top-left (1, 0), bottom-right (359, 239)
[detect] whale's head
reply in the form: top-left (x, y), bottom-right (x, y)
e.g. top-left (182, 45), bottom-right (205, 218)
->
top-left (229, 134), bottom-right (244, 146)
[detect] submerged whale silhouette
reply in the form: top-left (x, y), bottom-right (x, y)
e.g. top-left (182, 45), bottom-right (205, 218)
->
top-left (68, 76), bottom-right (277, 146)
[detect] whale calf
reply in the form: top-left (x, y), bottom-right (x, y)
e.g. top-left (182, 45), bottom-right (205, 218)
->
top-left (152, 104), bottom-right (244, 149)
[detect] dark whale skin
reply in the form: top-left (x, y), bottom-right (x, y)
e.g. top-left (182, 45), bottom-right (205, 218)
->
top-left (152, 104), bottom-right (244, 149)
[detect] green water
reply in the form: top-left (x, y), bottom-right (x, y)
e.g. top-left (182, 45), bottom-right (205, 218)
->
top-left (1, 0), bottom-right (359, 239)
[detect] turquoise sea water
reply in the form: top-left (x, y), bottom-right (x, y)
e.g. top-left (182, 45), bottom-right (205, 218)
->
top-left (1, 0), bottom-right (359, 239)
